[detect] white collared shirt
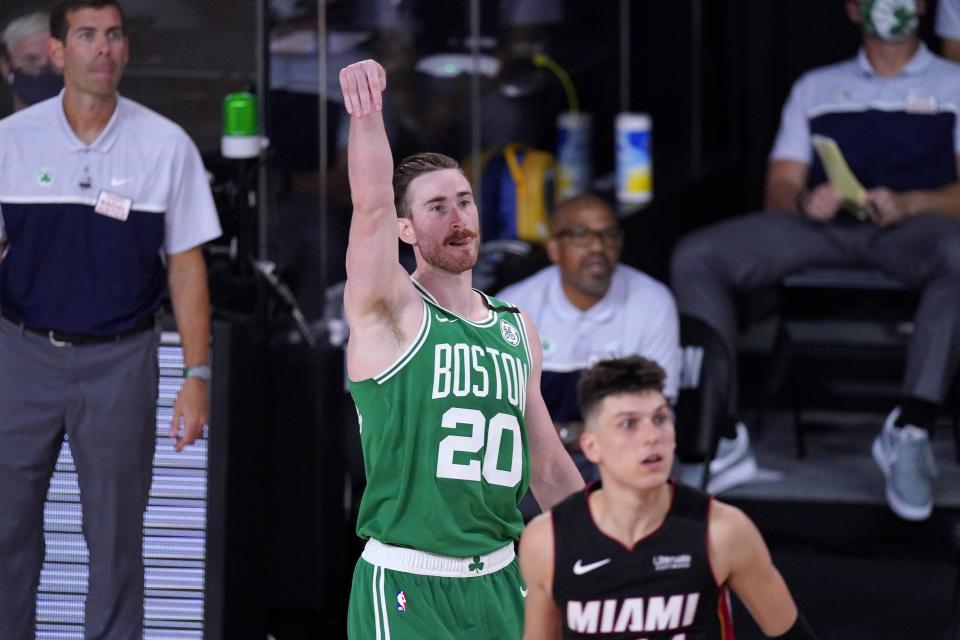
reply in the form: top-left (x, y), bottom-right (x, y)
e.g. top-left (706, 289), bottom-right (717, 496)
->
top-left (0, 91), bottom-right (221, 333)
top-left (498, 264), bottom-right (680, 414)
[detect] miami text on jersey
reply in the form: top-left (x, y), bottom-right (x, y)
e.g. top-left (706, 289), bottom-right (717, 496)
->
top-left (567, 592), bottom-right (701, 637)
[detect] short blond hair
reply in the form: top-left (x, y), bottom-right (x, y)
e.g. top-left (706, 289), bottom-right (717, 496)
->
top-left (2, 12), bottom-right (49, 51)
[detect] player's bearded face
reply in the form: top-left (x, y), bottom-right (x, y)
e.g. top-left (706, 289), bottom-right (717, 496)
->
top-left (405, 169), bottom-right (481, 274)
top-left (415, 223), bottom-right (480, 274)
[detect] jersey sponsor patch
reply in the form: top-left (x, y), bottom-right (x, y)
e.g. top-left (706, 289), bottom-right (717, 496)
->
top-left (652, 554), bottom-right (692, 571)
top-left (500, 319), bottom-right (520, 346)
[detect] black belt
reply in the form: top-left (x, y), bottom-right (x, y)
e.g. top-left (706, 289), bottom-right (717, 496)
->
top-left (1, 309), bottom-right (156, 346)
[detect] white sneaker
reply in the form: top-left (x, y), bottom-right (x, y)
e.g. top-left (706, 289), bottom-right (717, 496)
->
top-left (675, 422), bottom-right (759, 494)
top-left (872, 407), bottom-right (938, 521)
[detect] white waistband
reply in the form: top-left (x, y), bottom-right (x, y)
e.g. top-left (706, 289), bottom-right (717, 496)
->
top-left (361, 538), bottom-right (515, 578)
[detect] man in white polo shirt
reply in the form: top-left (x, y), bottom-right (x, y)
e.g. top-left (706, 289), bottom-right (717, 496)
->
top-left (499, 195), bottom-right (680, 410)
top-left (498, 195), bottom-right (757, 501)
top-left (672, 0), bottom-right (960, 521)
top-left (0, 1), bottom-right (221, 638)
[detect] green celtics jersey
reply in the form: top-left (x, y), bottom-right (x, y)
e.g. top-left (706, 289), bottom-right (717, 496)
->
top-left (349, 279), bottom-right (533, 557)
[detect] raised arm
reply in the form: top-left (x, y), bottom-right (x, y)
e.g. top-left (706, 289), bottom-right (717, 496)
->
top-left (521, 311), bottom-right (584, 510)
top-left (340, 59), bottom-right (417, 327)
top-left (339, 60), bottom-right (421, 379)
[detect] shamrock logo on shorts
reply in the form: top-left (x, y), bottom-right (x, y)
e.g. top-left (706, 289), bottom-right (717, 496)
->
top-left (468, 556), bottom-right (484, 573)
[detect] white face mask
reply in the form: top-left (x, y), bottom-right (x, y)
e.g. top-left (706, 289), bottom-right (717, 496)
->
top-left (859, 0), bottom-right (919, 42)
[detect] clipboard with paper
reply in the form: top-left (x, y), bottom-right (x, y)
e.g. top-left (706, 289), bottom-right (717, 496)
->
top-left (811, 134), bottom-right (871, 221)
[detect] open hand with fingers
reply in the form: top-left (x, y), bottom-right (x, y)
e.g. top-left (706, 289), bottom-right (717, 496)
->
top-left (339, 59), bottom-right (387, 118)
top-left (169, 378), bottom-right (208, 452)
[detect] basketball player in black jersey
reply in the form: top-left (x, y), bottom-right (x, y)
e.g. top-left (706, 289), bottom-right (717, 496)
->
top-left (519, 356), bottom-right (816, 639)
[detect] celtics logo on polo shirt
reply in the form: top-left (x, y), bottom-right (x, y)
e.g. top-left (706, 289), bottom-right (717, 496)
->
top-left (500, 319), bottom-right (520, 346)
top-left (37, 168), bottom-right (53, 186)
top-left (541, 337), bottom-right (556, 356)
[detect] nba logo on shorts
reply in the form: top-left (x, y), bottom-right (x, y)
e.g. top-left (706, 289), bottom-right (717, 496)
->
top-left (396, 590), bottom-right (407, 612)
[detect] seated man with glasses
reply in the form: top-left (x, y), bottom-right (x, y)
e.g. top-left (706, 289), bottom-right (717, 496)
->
top-left (497, 194), bottom-right (685, 513)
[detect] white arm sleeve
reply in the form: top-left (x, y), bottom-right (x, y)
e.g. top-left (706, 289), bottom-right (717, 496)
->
top-left (769, 75), bottom-right (812, 164)
top-left (163, 137), bottom-right (223, 255)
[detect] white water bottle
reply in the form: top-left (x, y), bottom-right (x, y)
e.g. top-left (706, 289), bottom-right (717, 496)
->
top-left (615, 112), bottom-right (652, 210)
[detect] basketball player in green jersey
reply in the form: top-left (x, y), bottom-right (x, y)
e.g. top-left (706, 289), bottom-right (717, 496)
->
top-left (339, 59), bottom-right (585, 640)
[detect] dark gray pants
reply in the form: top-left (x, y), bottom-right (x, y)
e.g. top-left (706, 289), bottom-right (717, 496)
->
top-left (0, 318), bottom-right (159, 640)
top-left (671, 211), bottom-right (960, 408)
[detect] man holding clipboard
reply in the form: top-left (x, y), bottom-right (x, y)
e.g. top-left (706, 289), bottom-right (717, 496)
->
top-left (671, 0), bottom-right (960, 522)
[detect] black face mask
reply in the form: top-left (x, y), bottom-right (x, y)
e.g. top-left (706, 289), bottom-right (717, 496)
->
top-left (9, 67), bottom-right (63, 105)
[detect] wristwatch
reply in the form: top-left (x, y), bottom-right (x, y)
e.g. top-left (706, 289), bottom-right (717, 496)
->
top-left (183, 364), bottom-right (212, 382)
